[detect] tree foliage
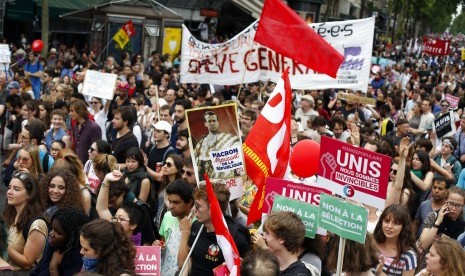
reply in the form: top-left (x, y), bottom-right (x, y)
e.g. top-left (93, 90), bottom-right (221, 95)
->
top-left (450, 12), bottom-right (465, 34)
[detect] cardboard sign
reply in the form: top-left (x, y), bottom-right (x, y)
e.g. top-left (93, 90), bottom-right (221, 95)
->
top-left (263, 177), bottom-right (331, 214)
top-left (339, 93), bottom-right (376, 105)
top-left (81, 70), bottom-right (117, 100)
top-left (434, 111), bottom-right (456, 139)
top-left (316, 136), bottom-right (391, 210)
top-left (445, 94), bottom-right (460, 109)
top-left (422, 37), bottom-right (450, 56)
top-left (135, 246), bottom-right (161, 275)
top-left (272, 195), bottom-right (319, 238)
top-left (0, 44), bottom-right (10, 63)
top-left (318, 193), bottom-right (368, 243)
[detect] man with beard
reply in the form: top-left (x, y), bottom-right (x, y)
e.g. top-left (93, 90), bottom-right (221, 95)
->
top-left (111, 105), bottom-right (138, 165)
top-left (194, 111), bottom-right (241, 181)
top-left (170, 99), bottom-right (192, 149)
top-left (176, 128), bottom-right (191, 158)
top-left (329, 116), bottom-right (350, 142)
top-left (336, 91), bottom-right (366, 123)
top-left (107, 81), bottom-right (130, 143)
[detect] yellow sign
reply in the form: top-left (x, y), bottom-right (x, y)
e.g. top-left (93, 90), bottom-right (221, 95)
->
top-left (113, 29), bottom-right (129, 49)
top-left (163, 27), bottom-right (182, 61)
top-left (461, 48), bottom-right (465, 61)
top-left (339, 93), bottom-right (376, 106)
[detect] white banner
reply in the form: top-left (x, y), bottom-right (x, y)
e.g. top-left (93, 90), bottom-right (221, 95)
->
top-left (181, 17), bottom-right (375, 92)
top-left (81, 70), bottom-right (117, 100)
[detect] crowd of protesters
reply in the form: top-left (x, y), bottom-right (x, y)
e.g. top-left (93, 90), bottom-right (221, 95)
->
top-left (0, 35), bottom-right (463, 276)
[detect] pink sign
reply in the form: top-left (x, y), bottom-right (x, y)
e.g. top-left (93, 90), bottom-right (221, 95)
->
top-left (445, 94), bottom-right (460, 109)
top-left (316, 136), bottom-right (391, 209)
top-left (135, 246), bottom-right (161, 275)
top-left (262, 177), bottom-right (331, 214)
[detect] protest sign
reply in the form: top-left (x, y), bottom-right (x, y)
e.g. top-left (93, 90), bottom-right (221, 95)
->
top-left (422, 37), bottom-right (451, 56)
top-left (371, 56), bottom-right (396, 69)
top-left (316, 136), bottom-right (391, 210)
top-left (0, 44), bottom-right (10, 64)
top-left (263, 177), bottom-right (331, 214)
top-left (318, 193), bottom-right (368, 243)
top-left (434, 111), bottom-right (456, 139)
top-left (181, 17), bottom-right (374, 92)
top-left (272, 195), bottom-right (319, 238)
top-left (135, 246), bottom-right (161, 275)
top-left (338, 92), bottom-right (376, 105)
top-left (445, 94), bottom-right (460, 109)
top-left (81, 70), bottom-right (117, 100)
top-left (186, 103), bottom-right (245, 199)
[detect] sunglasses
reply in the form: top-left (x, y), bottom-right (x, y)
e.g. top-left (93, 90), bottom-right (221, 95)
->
top-left (130, 102), bottom-right (137, 106)
top-left (390, 169), bottom-right (397, 174)
top-left (13, 172), bottom-right (32, 182)
top-left (163, 161), bottom-right (173, 168)
top-left (89, 147), bottom-right (98, 153)
top-left (91, 101), bottom-right (100, 105)
top-left (181, 169), bottom-right (193, 177)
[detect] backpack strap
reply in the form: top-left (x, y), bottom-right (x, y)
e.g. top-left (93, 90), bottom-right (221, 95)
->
top-left (22, 215), bottom-right (48, 241)
top-left (42, 152), bottom-right (50, 173)
top-left (162, 146), bottom-right (174, 162)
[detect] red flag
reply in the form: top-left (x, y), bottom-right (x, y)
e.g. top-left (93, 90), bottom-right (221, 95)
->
top-left (205, 174), bottom-right (240, 276)
top-left (122, 20), bottom-right (136, 37)
top-left (243, 67), bottom-right (292, 225)
top-left (254, 0), bottom-right (344, 78)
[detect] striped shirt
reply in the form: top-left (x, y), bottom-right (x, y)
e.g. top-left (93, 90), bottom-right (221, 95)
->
top-left (379, 249), bottom-right (417, 275)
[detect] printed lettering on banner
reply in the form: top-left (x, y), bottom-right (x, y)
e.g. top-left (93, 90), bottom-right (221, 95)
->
top-left (445, 94), bottom-right (459, 109)
top-left (81, 70), bottom-right (117, 100)
top-left (135, 246), bottom-right (161, 275)
top-left (272, 195), bottom-right (319, 238)
top-left (318, 193), bottom-right (368, 243)
top-left (434, 111), bottom-right (456, 139)
top-left (263, 177), bottom-right (331, 214)
top-left (316, 136), bottom-right (391, 209)
top-left (181, 17), bottom-right (375, 92)
top-left (0, 44), bottom-right (10, 64)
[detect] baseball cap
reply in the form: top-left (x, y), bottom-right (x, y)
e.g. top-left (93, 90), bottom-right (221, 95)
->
top-left (152, 120), bottom-right (172, 136)
top-left (7, 81), bottom-right (19, 90)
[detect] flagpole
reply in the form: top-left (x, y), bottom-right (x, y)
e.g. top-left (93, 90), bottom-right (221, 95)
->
top-left (97, 39), bottom-right (114, 64)
top-left (155, 85), bottom-right (160, 122)
top-left (335, 237), bottom-right (346, 276)
top-left (179, 224), bottom-right (204, 276)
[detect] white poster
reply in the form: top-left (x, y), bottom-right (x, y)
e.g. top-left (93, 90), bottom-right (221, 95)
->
top-left (0, 44), bottom-right (10, 64)
top-left (181, 17), bottom-right (375, 92)
top-left (81, 70), bottom-right (117, 100)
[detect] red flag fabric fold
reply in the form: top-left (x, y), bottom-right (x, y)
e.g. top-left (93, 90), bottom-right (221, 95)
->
top-left (205, 174), bottom-right (241, 276)
top-left (254, 0), bottom-right (344, 78)
top-left (243, 67), bottom-right (292, 225)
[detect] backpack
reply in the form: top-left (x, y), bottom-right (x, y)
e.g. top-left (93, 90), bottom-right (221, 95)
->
top-left (133, 122), bottom-right (148, 152)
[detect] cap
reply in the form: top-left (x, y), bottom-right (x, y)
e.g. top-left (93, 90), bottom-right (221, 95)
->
top-left (7, 81), bottom-right (19, 90)
top-left (117, 81), bottom-right (129, 90)
top-left (301, 95), bottom-right (314, 103)
top-left (152, 120), bottom-right (172, 136)
top-left (396, 118), bottom-right (409, 126)
top-left (50, 48), bottom-right (57, 54)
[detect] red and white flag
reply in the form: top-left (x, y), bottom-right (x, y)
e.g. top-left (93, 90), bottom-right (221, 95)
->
top-left (205, 174), bottom-right (240, 276)
top-left (254, 0), bottom-right (344, 78)
top-left (243, 67), bottom-right (292, 225)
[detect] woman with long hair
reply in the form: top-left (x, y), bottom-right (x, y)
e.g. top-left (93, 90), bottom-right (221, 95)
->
top-left (123, 147), bottom-right (154, 204)
top-left (38, 101), bottom-right (53, 129)
top-left (51, 150), bottom-right (92, 217)
top-left (374, 204), bottom-right (418, 275)
top-left (410, 150), bottom-right (434, 216)
top-left (19, 77), bottom-right (35, 99)
top-left (84, 140), bottom-right (111, 193)
top-left (92, 153), bottom-right (118, 183)
top-left (4, 172), bottom-right (47, 270)
top-left (39, 170), bottom-right (85, 217)
top-left (79, 219), bottom-right (136, 275)
top-left (14, 144), bottom-right (44, 180)
top-left (30, 208), bottom-right (89, 276)
top-left (406, 101), bottom-right (422, 130)
top-left (416, 236), bottom-right (465, 276)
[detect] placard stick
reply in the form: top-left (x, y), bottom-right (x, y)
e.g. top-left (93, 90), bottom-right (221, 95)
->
top-left (237, 40), bottom-right (256, 100)
top-left (179, 224), bottom-right (204, 276)
top-left (156, 85), bottom-right (160, 122)
top-left (336, 237), bottom-right (346, 276)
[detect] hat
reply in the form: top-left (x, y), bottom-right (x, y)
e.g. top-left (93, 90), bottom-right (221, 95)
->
top-left (442, 137), bottom-right (457, 151)
top-left (301, 95), bottom-right (314, 103)
top-left (50, 48), bottom-right (57, 54)
top-left (152, 120), bottom-right (172, 136)
top-left (117, 81), bottom-right (129, 90)
top-left (396, 118), bottom-right (409, 126)
top-left (7, 81), bottom-right (19, 90)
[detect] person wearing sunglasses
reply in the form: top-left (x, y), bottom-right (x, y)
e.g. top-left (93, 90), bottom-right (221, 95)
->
top-left (181, 157), bottom-right (197, 187)
top-left (89, 97), bottom-right (110, 142)
top-left (84, 140), bottom-right (111, 194)
top-left (419, 186), bottom-right (465, 251)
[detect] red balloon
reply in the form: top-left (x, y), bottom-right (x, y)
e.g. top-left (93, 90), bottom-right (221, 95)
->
top-left (31, 40), bottom-right (44, 52)
top-left (289, 140), bottom-right (320, 178)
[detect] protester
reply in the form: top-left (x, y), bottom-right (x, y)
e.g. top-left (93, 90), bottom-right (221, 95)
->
top-left (416, 236), bottom-right (465, 276)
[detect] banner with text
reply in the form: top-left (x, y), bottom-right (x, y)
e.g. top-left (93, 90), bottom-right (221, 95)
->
top-left (181, 17), bottom-right (375, 92)
top-left (318, 193), bottom-right (368, 243)
top-left (316, 136), bottom-right (391, 210)
top-left (434, 111), bottom-right (456, 139)
top-left (135, 246), bottom-right (161, 275)
top-left (81, 70), bottom-right (117, 100)
top-left (445, 94), bottom-right (460, 109)
top-left (422, 37), bottom-right (451, 56)
top-left (263, 177), bottom-right (331, 214)
top-left (272, 195), bottom-right (319, 238)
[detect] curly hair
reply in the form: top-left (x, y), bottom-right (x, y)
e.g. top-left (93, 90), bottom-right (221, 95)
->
top-left (80, 219), bottom-right (135, 275)
top-left (40, 170), bottom-right (85, 213)
top-left (3, 172), bottom-right (44, 232)
top-left (51, 208), bottom-right (88, 255)
top-left (52, 150), bottom-right (86, 187)
top-left (431, 235), bottom-right (465, 276)
top-left (373, 204), bottom-right (417, 272)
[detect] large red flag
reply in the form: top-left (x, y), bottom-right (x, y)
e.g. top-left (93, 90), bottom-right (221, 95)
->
top-left (243, 67), bottom-right (292, 225)
top-left (205, 174), bottom-right (240, 276)
top-left (254, 0), bottom-right (344, 78)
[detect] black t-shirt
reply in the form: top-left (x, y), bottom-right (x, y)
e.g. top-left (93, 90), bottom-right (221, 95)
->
top-left (112, 132), bottom-right (139, 163)
top-left (147, 144), bottom-right (175, 170)
top-left (281, 260), bottom-right (312, 276)
top-left (188, 219), bottom-right (250, 276)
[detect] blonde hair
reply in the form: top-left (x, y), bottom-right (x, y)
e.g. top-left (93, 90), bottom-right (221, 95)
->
top-left (52, 149), bottom-right (86, 186)
top-left (432, 236), bottom-right (465, 276)
top-left (19, 144), bottom-right (43, 179)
